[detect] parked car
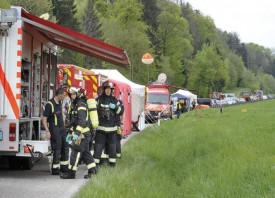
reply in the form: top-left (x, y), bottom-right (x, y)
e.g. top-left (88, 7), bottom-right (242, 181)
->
top-left (224, 97), bottom-right (237, 105)
top-left (262, 95), bottom-right (268, 100)
top-left (239, 98), bottom-right (246, 103)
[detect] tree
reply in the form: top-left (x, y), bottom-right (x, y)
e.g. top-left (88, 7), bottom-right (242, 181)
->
top-left (189, 44), bottom-right (228, 97)
top-left (140, 0), bottom-right (162, 69)
top-left (246, 43), bottom-right (273, 76)
top-left (182, 4), bottom-right (218, 54)
top-left (83, 0), bottom-right (103, 69)
top-left (154, 1), bottom-right (193, 86)
top-left (9, 0), bottom-right (53, 16)
top-left (51, 0), bottom-right (83, 65)
top-left (242, 68), bottom-right (259, 90)
top-left (100, 0), bottom-right (153, 84)
top-left (0, 0), bottom-right (10, 9)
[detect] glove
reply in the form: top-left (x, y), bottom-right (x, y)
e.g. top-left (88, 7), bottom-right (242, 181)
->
top-left (66, 134), bottom-right (72, 143)
top-left (109, 103), bottom-right (116, 109)
top-left (73, 133), bottom-right (78, 141)
top-left (74, 134), bottom-right (84, 146)
top-left (117, 127), bottom-right (122, 135)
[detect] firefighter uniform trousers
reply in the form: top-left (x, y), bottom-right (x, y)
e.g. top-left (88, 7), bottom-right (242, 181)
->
top-left (94, 130), bottom-right (117, 166)
top-left (69, 131), bottom-right (96, 173)
top-left (49, 124), bottom-right (69, 173)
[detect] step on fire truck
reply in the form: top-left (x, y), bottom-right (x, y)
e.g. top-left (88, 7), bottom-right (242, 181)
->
top-left (0, 7), bottom-right (129, 170)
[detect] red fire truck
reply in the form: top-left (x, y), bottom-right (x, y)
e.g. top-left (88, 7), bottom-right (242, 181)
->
top-left (58, 64), bottom-right (107, 99)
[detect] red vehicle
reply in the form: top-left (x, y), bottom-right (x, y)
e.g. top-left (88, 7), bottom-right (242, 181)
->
top-left (145, 83), bottom-right (172, 121)
top-left (58, 64), bottom-right (107, 99)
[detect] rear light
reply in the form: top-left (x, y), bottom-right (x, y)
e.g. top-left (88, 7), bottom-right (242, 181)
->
top-left (24, 144), bottom-right (34, 153)
top-left (9, 122), bottom-right (16, 141)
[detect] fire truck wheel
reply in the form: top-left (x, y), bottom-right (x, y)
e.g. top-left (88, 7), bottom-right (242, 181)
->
top-left (8, 158), bottom-right (22, 170)
top-left (21, 157), bottom-right (34, 170)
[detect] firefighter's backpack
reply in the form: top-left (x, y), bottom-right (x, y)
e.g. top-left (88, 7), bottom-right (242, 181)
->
top-left (87, 98), bottom-right (99, 129)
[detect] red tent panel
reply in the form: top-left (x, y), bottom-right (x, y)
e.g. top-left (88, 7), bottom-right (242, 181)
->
top-left (109, 79), bottom-right (132, 136)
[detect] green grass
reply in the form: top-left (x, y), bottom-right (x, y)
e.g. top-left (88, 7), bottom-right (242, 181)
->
top-left (76, 100), bottom-right (275, 198)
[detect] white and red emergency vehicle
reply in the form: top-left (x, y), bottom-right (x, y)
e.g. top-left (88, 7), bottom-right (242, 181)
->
top-left (145, 74), bottom-right (172, 122)
top-left (0, 7), bottom-right (129, 170)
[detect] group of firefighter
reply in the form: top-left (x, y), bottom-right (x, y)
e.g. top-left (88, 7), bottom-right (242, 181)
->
top-left (42, 81), bottom-right (124, 179)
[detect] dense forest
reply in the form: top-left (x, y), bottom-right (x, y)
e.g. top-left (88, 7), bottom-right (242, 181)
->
top-left (2, 0), bottom-right (275, 97)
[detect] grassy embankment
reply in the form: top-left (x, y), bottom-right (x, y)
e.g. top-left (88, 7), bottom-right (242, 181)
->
top-left (76, 100), bottom-right (275, 197)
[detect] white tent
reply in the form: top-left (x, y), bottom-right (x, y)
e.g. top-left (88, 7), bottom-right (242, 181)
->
top-left (174, 90), bottom-right (197, 110)
top-left (175, 90), bottom-right (197, 102)
top-left (91, 69), bottom-right (146, 131)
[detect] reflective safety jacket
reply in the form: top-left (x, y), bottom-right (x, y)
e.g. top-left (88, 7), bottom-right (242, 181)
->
top-left (44, 98), bottom-right (64, 126)
top-left (97, 94), bottom-right (121, 132)
top-left (69, 97), bottom-right (90, 134)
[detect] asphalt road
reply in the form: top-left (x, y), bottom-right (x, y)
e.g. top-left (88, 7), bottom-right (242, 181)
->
top-left (0, 131), bottom-right (140, 198)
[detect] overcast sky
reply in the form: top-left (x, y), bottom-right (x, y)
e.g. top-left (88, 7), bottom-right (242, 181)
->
top-left (183, 0), bottom-right (275, 49)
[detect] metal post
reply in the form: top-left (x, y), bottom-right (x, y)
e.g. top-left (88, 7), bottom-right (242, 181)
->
top-left (157, 112), bottom-right (161, 126)
top-left (147, 65), bottom-right (149, 83)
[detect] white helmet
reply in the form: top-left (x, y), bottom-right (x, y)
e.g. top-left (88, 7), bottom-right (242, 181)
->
top-left (68, 86), bottom-right (78, 94)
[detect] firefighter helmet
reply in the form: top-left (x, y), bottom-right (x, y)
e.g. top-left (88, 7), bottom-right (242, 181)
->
top-left (102, 81), bottom-right (114, 89)
top-left (68, 86), bottom-right (78, 94)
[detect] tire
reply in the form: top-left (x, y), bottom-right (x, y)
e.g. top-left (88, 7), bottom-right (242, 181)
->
top-left (21, 157), bottom-right (34, 170)
top-left (8, 158), bottom-right (22, 170)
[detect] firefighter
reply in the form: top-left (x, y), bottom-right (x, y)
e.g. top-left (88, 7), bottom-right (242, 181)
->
top-left (102, 90), bottom-right (124, 162)
top-left (93, 81), bottom-right (121, 167)
top-left (60, 87), bottom-right (97, 179)
top-left (176, 99), bottom-right (185, 119)
top-left (42, 88), bottom-right (68, 175)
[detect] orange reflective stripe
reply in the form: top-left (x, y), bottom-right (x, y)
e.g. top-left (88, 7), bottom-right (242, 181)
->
top-left (17, 50), bottom-right (22, 56)
top-left (17, 72), bottom-right (21, 78)
top-left (0, 63), bottom-right (20, 119)
top-left (17, 40), bottom-right (22, 45)
top-left (18, 28), bottom-right (22, 34)
top-left (17, 61), bottom-right (21, 67)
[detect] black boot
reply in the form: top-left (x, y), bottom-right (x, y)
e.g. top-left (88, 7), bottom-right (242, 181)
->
top-left (60, 165), bottom-right (68, 174)
top-left (84, 167), bottom-right (98, 179)
top-left (109, 162), bottom-right (116, 168)
top-left (60, 170), bottom-right (76, 179)
top-left (99, 158), bottom-right (108, 166)
top-left (52, 168), bottom-right (60, 175)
